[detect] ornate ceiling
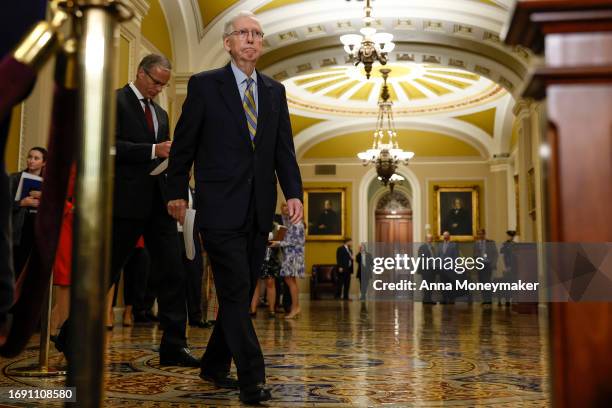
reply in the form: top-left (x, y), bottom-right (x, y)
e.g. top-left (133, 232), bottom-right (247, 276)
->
top-left (160, 0), bottom-right (526, 159)
top-left (283, 63), bottom-right (505, 116)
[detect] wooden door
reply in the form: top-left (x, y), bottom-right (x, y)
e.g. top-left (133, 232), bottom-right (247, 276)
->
top-left (374, 191), bottom-right (412, 243)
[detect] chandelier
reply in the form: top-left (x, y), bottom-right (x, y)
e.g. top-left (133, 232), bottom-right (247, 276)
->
top-left (357, 68), bottom-right (414, 187)
top-left (340, 0), bottom-right (395, 79)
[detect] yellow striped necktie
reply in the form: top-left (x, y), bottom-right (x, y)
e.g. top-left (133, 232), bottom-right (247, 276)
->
top-left (243, 78), bottom-right (257, 147)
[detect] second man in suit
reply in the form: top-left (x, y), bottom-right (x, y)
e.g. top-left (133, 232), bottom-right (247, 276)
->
top-left (336, 238), bottom-right (354, 300)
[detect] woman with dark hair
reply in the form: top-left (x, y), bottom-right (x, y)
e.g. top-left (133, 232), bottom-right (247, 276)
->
top-left (9, 146), bottom-right (47, 279)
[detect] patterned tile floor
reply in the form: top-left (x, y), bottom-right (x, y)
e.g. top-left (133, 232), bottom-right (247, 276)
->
top-left (0, 300), bottom-right (550, 407)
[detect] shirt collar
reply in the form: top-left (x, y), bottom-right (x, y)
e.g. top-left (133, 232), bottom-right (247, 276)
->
top-left (129, 82), bottom-right (146, 101)
top-left (230, 60), bottom-right (257, 87)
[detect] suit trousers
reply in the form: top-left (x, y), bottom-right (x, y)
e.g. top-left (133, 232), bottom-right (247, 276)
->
top-left (122, 247), bottom-right (150, 310)
top-left (199, 202), bottom-right (268, 388)
top-left (478, 266), bottom-right (493, 302)
top-left (179, 231), bottom-right (204, 324)
top-left (110, 185), bottom-right (186, 348)
top-left (336, 271), bottom-right (351, 299)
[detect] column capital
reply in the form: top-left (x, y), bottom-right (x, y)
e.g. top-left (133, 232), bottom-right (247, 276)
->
top-left (512, 97), bottom-right (535, 118)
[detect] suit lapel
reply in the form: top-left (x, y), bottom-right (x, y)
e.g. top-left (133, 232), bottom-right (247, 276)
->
top-left (254, 72), bottom-right (271, 149)
top-left (219, 64), bottom-right (251, 149)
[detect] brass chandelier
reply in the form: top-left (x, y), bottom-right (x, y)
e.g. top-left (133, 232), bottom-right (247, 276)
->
top-left (357, 68), bottom-right (414, 187)
top-left (340, 0), bottom-right (395, 79)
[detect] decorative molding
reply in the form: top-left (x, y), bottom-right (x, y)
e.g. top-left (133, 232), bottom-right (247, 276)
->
top-left (189, 0), bottom-right (206, 41)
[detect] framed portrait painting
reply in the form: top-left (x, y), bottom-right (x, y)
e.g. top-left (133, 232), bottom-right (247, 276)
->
top-left (434, 185), bottom-right (479, 241)
top-left (304, 188), bottom-right (345, 240)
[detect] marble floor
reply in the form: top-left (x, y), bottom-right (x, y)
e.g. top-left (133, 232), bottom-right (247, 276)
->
top-left (0, 300), bottom-right (550, 407)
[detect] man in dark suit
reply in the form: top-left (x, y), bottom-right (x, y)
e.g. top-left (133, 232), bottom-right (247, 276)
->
top-left (417, 234), bottom-right (438, 304)
top-left (111, 54), bottom-right (198, 366)
top-left (336, 238), bottom-right (353, 300)
top-left (166, 11), bottom-right (303, 404)
top-left (55, 54), bottom-right (199, 367)
top-left (473, 228), bottom-right (498, 304)
top-left (438, 231), bottom-right (460, 304)
top-left (356, 243), bottom-right (373, 300)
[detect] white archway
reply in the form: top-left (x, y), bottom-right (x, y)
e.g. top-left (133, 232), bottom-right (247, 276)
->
top-left (358, 166), bottom-right (423, 246)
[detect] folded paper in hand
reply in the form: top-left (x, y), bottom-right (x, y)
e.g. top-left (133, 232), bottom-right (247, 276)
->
top-left (183, 208), bottom-right (197, 260)
top-left (150, 158), bottom-right (168, 176)
top-left (14, 173), bottom-right (43, 201)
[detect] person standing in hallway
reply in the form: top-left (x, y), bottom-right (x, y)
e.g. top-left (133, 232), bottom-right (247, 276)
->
top-left (279, 203), bottom-right (305, 319)
top-left (166, 10), bottom-right (303, 404)
top-left (9, 146), bottom-right (47, 279)
top-left (336, 238), bottom-right (353, 300)
top-left (473, 228), bottom-right (497, 304)
top-left (438, 231), bottom-right (460, 304)
top-left (499, 230), bottom-right (517, 305)
top-left (356, 243), bottom-right (373, 300)
top-left (417, 234), bottom-right (438, 304)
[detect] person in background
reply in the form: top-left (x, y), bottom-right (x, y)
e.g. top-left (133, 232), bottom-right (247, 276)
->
top-left (356, 243), bottom-right (373, 301)
top-left (438, 231), bottom-right (460, 304)
top-left (336, 238), bottom-right (353, 300)
top-left (249, 223), bottom-right (282, 318)
top-left (9, 146), bottom-right (47, 279)
top-left (499, 230), bottom-right (517, 306)
top-left (279, 203), bottom-right (305, 319)
top-left (417, 234), bottom-right (438, 305)
top-left (473, 228), bottom-right (498, 304)
top-left (50, 164), bottom-right (76, 340)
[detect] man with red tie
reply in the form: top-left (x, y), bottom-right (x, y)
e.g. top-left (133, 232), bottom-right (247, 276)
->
top-left (55, 54), bottom-right (198, 367)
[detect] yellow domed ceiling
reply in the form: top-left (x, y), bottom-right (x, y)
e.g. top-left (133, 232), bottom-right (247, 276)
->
top-left (283, 63), bottom-right (504, 117)
top-left (302, 130), bottom-right (482, 159)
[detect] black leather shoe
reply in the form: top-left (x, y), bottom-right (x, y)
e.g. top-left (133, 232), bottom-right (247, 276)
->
top-left (159, 347), bottom-right (200, 367)
top-left (200, 371), bottom-right (239, 389)
top-left (239, 385), bottom-right (272, 404)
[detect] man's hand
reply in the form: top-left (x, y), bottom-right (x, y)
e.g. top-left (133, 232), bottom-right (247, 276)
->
top-left (286, 198), bottom-right (303, 225)
top-left (29, 190), bottom-right (42, 199)
top-left (155, 141), bottom-right (172, 158)
top-left (167, 199), bottom-right (187, 225)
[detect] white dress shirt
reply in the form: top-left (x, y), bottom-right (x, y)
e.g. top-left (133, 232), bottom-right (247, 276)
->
top-left (129, 82), bottom-right (159, 159)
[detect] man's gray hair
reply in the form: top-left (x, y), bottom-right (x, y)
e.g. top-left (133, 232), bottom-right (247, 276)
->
top-left (222, 10), bottom-right (261, 39)
top-left (138, 54), bottom-right (172, 72)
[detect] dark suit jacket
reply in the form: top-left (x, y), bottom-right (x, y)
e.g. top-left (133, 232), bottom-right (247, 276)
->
top-left (166, 64), bottom-right (303, 232)
top-left (336, 245), bottom-right (353, 274)
top-left (114, 85), bottom-right (170, 219)
top-left (8, 171), bottom-right (28, 244)
top-left (473, 239), bottom-right (498, 270)
top-left (417, 243), bottom-right (437, 275)
top-left (438, 241), bottom-right (459, 259)
top-left (356, 251), bottom-right (373, 280)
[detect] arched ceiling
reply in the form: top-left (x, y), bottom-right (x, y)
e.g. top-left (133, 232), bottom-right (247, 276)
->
top-left (160, 0), bottom-right (526, 160)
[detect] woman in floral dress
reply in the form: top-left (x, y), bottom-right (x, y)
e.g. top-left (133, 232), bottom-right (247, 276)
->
top-left (280, 203), bottom-right (305, 319)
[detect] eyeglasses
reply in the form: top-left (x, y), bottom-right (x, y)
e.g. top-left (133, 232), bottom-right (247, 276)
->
top-left (226, 29), bottom-right (264, 40)
top-left (143, 69), bottom-right (169, 88)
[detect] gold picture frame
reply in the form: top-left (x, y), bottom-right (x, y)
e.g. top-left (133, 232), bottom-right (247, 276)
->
top-left (434, 185), bottom-right (480, 241)
top-left (304, 188), bottom-right (345, 241)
